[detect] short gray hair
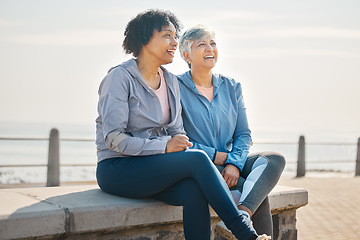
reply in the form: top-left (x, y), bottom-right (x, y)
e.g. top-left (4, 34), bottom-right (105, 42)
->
top-left (179, 25), bottom-right (216, 68)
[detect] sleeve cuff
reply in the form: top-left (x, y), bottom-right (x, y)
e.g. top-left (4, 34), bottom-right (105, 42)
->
top-left (212, 149), bottom-right (218, 162)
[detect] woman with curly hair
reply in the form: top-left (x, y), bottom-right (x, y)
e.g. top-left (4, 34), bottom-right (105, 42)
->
top-left (96, 9), bottom-right (269, 240)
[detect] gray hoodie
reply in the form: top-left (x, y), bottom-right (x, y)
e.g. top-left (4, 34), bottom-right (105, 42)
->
top-left (96, 58), bottom-right (185, 163)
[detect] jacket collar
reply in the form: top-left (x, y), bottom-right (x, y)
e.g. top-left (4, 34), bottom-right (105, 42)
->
top-left (177, 70), bottom-right (223, 97)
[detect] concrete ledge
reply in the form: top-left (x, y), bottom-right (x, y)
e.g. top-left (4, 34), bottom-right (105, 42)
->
top-left (268, 185), bottom-right (308, 213)
top-left (0, 184), bottom-right (308, 240)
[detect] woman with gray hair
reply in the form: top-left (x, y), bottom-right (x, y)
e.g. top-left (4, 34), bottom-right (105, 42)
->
top-left (177, 25), bottom-right (285, 238)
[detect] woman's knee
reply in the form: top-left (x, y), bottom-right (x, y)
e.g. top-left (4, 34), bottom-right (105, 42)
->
top-left (185, 149), bottom-right (213, 166)
top-left (260, 151), bottom-right (286, 170)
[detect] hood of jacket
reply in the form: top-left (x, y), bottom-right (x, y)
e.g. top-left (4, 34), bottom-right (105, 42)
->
top-left (109, 58), bottom-right (177, 98)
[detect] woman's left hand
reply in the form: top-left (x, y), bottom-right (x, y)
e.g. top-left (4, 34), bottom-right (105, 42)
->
top-left (221, 165), bottom-right (239, 188)
top-left (165, 134), bottom-right (193, 153)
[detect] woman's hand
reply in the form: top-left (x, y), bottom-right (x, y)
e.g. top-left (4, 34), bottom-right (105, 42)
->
top-left (214, 152), bottom-right (228, 166)
top-left (222, 165), bottom-right (239, 188)
top-left (165, 135), bottom-right (193, 153)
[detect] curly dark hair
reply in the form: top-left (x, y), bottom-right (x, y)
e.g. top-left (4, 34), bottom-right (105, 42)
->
top-left (123, 9), bottom-right (182, 57)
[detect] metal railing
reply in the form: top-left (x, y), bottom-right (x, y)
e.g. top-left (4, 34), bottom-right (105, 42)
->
top-left (255, 135), bottom-right (360, 177)
top-left (1, 129), bottom-right (360, 186)
top-left (0, 128), bottom-right (96, 187)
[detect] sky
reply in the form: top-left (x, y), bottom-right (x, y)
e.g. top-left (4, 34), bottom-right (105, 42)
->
top-left (0, 0), bottom-right (359, 141)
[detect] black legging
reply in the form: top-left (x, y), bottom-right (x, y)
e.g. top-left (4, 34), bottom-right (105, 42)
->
top-left (96, 150), bottom-right (257, 240)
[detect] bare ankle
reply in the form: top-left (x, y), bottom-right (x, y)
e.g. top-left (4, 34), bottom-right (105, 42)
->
top-left (238, 204), bottom-right (253, 217)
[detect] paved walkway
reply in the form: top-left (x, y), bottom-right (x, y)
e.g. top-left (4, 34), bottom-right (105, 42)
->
top-left (278, 173), bottom-right (360, 239)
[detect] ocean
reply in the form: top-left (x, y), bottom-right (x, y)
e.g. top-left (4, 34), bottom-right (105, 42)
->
top-left (0, 121), bottom-right (358, 184)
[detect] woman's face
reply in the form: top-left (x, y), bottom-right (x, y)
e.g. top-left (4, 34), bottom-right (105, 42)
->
top-left (142, 22), bottom-right (178, 65)
top-left (184, 36), bottom-right (218, 70)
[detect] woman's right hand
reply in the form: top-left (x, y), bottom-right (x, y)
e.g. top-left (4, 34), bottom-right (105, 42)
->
top-left (214, 152), bottom-right (228, 166)
top-left (165, 135), bottom-right (193, 153)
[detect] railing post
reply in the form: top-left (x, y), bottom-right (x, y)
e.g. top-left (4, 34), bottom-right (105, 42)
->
top-left (356, 138), bottom-right (360, 176)
top-left (47, 128), bottom-right (60, 187)
top-left (297, 135), bottom-right (306, 177)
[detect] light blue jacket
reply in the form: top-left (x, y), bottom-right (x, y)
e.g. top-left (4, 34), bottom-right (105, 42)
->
top-left (177, 71), bottom-right (252, 172)
top-left (96, 58), bottom-right (185, 163)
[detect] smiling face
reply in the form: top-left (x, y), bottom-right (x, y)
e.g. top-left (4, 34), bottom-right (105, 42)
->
top-left (183, 36), bottom-right (218, 70)
top-left (141, 22), bottom-right (178, 66)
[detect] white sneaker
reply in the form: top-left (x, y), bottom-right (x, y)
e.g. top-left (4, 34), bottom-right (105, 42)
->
top-left (256, 234), bottom-right (271, 240)
top-left (240, 211), bottom-right (254, 229)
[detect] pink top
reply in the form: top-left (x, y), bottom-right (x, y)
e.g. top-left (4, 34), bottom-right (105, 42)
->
top-left (152, 68), bottom-right (170, 124)
top-left (195, 84), bottom-right (213, 102)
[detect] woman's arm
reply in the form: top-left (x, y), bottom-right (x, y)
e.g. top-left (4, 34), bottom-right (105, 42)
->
top-left (166, 77), bottom-right (187, 137)
top-left (189, 139), bottom-right (228, 166)
top-left (224, 82), bottom-right (252, 172)
top-left (190, 140), bottom-right (217, 161)
top-left (99, 69), bottom-right (171, 156)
